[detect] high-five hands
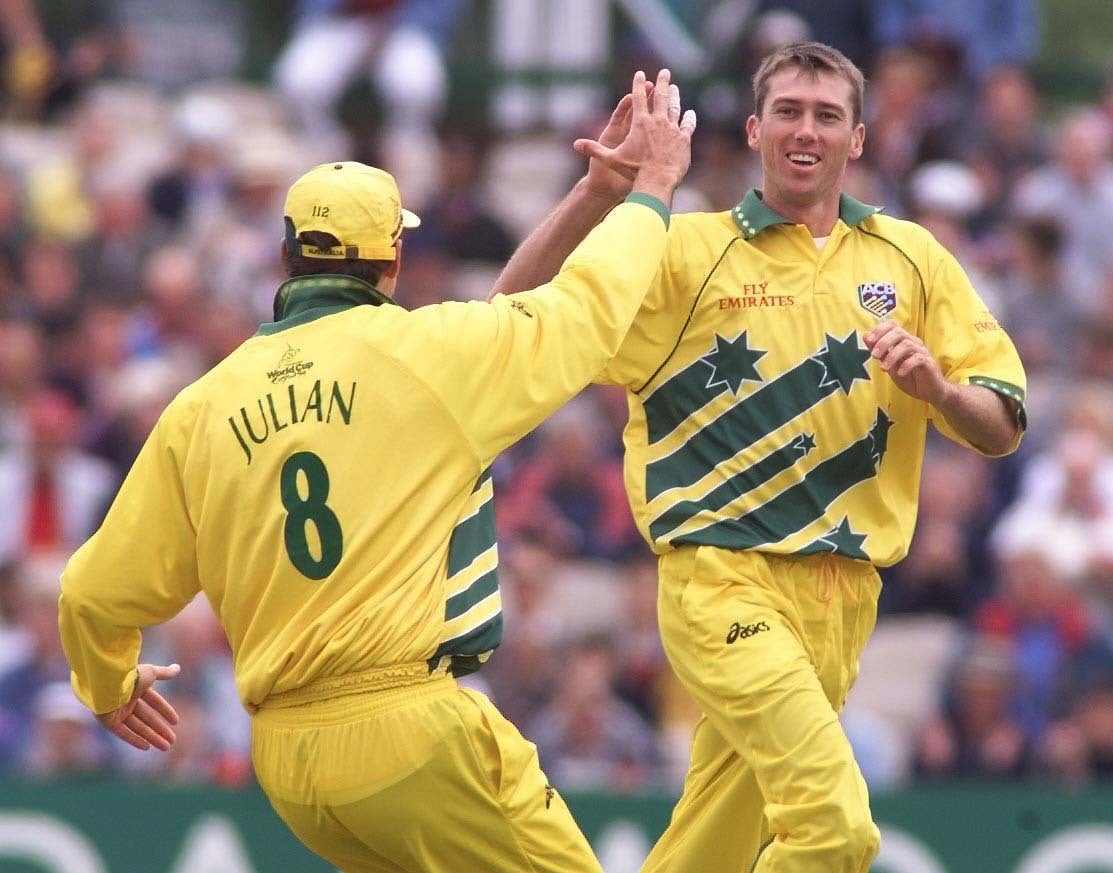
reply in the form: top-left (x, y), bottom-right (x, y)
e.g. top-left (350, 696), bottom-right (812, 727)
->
top-left (96, 662), bottom-right (181, 752)
top-left (575, 69), bottom-right (697, 206)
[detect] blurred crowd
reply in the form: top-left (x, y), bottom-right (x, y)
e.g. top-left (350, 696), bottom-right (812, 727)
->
top-left (2, 0), bottom-right (1113, 797)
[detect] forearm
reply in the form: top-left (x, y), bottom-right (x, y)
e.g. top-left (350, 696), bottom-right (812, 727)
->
top-left (933, 383), bottom-right (1022, 456)
top-left (59, 579), bottom-right (143, 714)
top-left (490, 177), bottom-right (622, 299)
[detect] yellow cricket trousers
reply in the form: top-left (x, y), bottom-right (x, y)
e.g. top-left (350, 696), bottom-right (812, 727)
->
top-left (643, 546), bottom-right (883, 873)
top-left (252, 664), bottom-right (603, 873)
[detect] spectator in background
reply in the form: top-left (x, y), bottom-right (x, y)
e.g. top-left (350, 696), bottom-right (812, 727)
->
top-left (871, 0), bottom-right (1039, 90)
top-left (683, 117), bottom-right (756, 212)
top-left (0, 387), bottom-right (117, 565)
top-left (23, 95), bottom-right (119, 244)
top-left (394, 126), bottom-right (518, 304)
top-left (135, 596), bottom-right (252, 786)
top-left (751, 0), bottom-right (875, 72)
top-left (992, 383), bottom-right (1113, 613)
top-left (128, 245), bottom-right (211, 372)
top-left (863, 46), bottom-right (963, 212)
top-left (961, 65), bottom-right (1049, 235)
top-left (0, 0), bottom-right (56, 121)
top-left (481, 534), bottom-right (567, 730)
top-left (1041, 677), bottom-right (1113, 785)
top-left (0, 0), bottom-right (120, 122)
top-left (529, 633), bottom-right (662, 792)
top-left (1013, 109), bottom-right (1113, 322)
top-left (613, 553), bottom-right (669, 723)
top-left (1079, 322), bottom-right (1113, 384)
top-left (1100, 66), bottom-right (1113, 138)
top-left (913, 636), bottom-right (1032, 780)
top-left (72, 303), bottom-right (143, 424)
top-left (498, 394), bottom-right (643, 563)
top-left (76, 175), bottom-right (164, 306)
top-left (974, 546), bottom-right (1113, 744)
top-left (198, 130), bottom-right (303, 322)
top-left (0, 167), bottom-right (28, 306)
top-left (272, 0), bottom-right (467, 210)
top-left (905, 159), bottom-right (1003, 312)
top-left (404, 128), bottom-right (517, 266)
top-left (0, 554), bottom-right (74, 772)
top-left (14, 236), bottom-right (84, 346)
top-left (0, 319), bottom-right (45, 449)
top-left (146, 93), bottom-right (235, 237)
top-left (881, 439), bottom-right (997, 618)
top-left (85, 354), bottom-right (186, 479)
top-left (13, 237), bottom-right (100, 407)
top-left (998, 216), bottom-right (1075, 378)
top-left (22, 680), bottom-right (108, 777)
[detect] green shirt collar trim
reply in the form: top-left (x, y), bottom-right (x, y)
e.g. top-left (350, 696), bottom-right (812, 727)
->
top-left (258, 275), bottom-right (398, 336)
top-left (730, 189), bottom-right (882, 238)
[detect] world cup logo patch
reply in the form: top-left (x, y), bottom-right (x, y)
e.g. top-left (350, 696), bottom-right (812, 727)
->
top-left (858, 282), bottom-right (897, 318)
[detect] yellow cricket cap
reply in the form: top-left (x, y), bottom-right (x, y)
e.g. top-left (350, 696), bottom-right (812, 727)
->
top-left (283, 161), bottom-right (420, 261)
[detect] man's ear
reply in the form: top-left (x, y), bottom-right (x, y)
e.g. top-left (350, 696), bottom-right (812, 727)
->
top-left (385, 240), bottom-right (402, 278)
top-left (745, 114), bottom-right (761, 152)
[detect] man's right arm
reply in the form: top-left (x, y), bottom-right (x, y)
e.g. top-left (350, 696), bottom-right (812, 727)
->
top-left (487, 174), bottom-right (623, 299)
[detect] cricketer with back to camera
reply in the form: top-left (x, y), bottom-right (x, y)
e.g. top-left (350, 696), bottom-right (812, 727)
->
top-left (492, 41), bottom-right (1026, 873)
top-left (57, 69), bottom-right (697, 873)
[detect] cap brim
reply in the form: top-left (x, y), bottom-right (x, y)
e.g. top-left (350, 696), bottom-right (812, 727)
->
top-left (402, 208), bottom-right (421, 229)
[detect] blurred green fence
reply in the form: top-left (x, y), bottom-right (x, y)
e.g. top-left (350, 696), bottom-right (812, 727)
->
top-left (3, 780), bottom-right (1113, 872)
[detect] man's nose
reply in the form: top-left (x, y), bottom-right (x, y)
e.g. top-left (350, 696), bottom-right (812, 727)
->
top-left (794, 113), bottom-right (818, 139)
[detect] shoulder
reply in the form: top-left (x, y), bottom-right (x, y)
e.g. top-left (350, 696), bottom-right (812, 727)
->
top-left (856, 213), bottom-right (955, 270)
top-left (666, 210), bottom-right (743, 261)
top-left (858, 213), bottom-right (939, 249)
top-left (670, 209), bottom-right (739, 241)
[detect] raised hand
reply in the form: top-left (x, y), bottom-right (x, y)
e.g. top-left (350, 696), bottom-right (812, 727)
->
top-left (582, 92), bottom-right (638, 200)
top-left (96, 662), bottom-right (181, 751)
top-left (575, 69), bottom-right (697, 206)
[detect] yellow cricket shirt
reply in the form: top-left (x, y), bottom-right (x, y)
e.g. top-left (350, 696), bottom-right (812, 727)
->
top-left (601, 190), bottom-right (1026, 567)
top-left (59, 198), bottom-right (669, 716)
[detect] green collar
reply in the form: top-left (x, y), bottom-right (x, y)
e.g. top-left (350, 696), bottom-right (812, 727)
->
top-left (258, 275), bottom-right (398, 336)
top-left (730, 189), bottom-right (882, 239)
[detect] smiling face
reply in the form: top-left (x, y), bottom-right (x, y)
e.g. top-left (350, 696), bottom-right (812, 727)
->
top-left (746, 67), bottom-right (865, 227)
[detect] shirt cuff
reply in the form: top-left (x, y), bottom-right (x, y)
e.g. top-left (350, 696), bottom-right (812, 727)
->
top-left (624, 192), bottom-right (670, 229)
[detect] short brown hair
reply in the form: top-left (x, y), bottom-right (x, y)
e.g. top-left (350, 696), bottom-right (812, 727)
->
top-left (752, 42), bottom-right (866, 125)
top-left (283, 230), bottom-right (391, 287)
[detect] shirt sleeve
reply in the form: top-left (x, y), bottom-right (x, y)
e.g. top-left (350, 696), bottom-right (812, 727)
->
top-left (59, 411), bottom-right (201, 714)
top-left (922, 243), bottom-right (1028, 454)
top-left (397, 198), bottom-right (670, 466)
top-left (596, 215), bottom-right (709, 391)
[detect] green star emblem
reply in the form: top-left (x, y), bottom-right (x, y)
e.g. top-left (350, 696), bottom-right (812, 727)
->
top-left (816, 517), bottom-right (868, 558)
top-left (701, 332), bottom-right (766, 395)
top-left (815, 332), bottom-right (872, 394)
top-left (868, 409), bottom-right (893, 467)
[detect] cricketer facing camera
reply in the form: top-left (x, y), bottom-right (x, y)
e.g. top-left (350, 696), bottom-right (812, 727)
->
top-left (492, 44), bottom-right (1026, 872)
top-left (58, 70), bottom-right (696, 872)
